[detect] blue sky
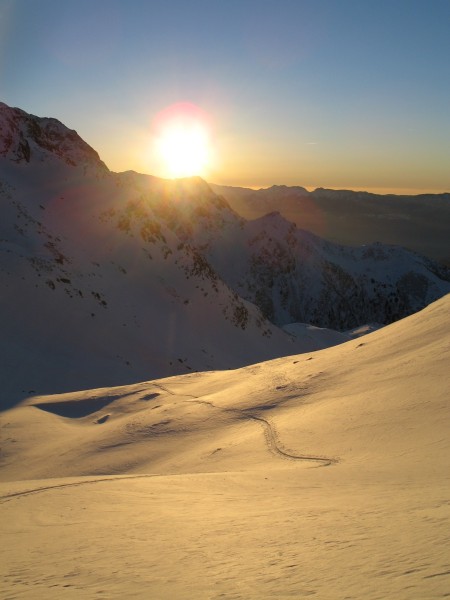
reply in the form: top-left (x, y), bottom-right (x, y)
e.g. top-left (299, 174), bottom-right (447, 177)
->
top-left (1, 0), bottom-right (449, 192)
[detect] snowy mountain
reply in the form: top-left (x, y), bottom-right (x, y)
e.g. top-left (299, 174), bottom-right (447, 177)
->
top-left (0, 101), bottom-right (107, 170)
top-left (1, 102), bottom-right (449, 407)
top-left (211, 182), bottom-right (450, 265)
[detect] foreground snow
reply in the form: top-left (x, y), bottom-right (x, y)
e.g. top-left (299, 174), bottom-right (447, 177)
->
top-left (1, 471), bottom-right (447, 599)
top-left (1, 295), bottom-right (449, 598)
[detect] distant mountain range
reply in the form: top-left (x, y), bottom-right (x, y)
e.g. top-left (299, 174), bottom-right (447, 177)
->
top-left (211, 183), bottom-right (450, 265)
top-left (1, 101), bottom-right (449, 406)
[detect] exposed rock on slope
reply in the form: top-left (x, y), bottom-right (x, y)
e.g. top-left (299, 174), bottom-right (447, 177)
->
top-left (0, 102), bottom-right (107, 169)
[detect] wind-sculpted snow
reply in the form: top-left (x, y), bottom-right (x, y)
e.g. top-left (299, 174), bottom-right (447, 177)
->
top-left (1, 297), bottom-right (449, 599)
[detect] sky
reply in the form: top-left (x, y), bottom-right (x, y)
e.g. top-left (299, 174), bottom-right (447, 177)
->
top-left (1, 0), bottom-right (449, 193)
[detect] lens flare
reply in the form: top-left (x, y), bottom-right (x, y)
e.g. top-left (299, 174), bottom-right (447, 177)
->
top-left (152, 103), bottom-right (213, 179)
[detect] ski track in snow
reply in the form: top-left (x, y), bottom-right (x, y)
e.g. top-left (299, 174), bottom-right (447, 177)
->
top-left (0, 383), bottom-right (338, 503)
top-left (0, 474), bottom-right (161, 504)
top-left (154, 382), bottom-right (338, 466)
top-left (246, 413), bottom-right (337, 466)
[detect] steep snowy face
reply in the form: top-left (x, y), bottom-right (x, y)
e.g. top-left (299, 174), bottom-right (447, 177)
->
top-left (0, 102), bottom-right (107, 170)
top-left (199, 211), bottom-right (450, 330)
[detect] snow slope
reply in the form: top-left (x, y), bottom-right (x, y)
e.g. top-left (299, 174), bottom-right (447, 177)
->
top-left (1, 295), bottom-right (449, 598)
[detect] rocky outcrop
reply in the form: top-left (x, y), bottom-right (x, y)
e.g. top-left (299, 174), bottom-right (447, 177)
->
top-left (0, 102), bottom-right (107, 170)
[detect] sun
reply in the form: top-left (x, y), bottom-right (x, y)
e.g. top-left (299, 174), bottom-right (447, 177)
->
top-left (157, 122), bottom-right (208, 178)
top-left (152, 103), bottom-right (212, 179)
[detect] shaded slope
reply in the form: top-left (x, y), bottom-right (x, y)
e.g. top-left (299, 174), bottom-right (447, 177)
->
top-left (211, 182), bottom-right (450, 264)
top-left (1, 294), bottom-right (448, 481)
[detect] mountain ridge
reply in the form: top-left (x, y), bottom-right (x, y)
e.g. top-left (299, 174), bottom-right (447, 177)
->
top-left (1, 102), bottom-right (449, 406)
top-left (0, 101), bottom-right (107, 170)
top-left (210, 182), bottom-right (450, 264)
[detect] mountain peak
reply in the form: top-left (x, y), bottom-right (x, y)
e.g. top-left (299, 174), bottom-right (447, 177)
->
top-left (256, 184), bottom-right (309, 197)
top-left (0, 101), bottom-right (107, 171)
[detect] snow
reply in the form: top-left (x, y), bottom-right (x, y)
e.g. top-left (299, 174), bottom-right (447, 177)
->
top-left (0, 101), bottom-right (107, 170)
top-left (282, 322), bottom-right (350, 350)
top-left (1, 102), bottom-right (450, 598)
top-left (1, 295), bottom-right (449, 599)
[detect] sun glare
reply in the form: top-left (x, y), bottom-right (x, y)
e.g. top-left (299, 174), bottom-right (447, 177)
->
top-left (152, 103), bottom-right (212, 179)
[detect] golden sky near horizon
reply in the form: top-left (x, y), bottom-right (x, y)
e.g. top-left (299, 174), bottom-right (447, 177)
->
top-left (2, 1), bottom-right (449, 195)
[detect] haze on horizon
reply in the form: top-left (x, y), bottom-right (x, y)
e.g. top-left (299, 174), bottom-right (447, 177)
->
top-left (1, 0), bottom-right (449, 195)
